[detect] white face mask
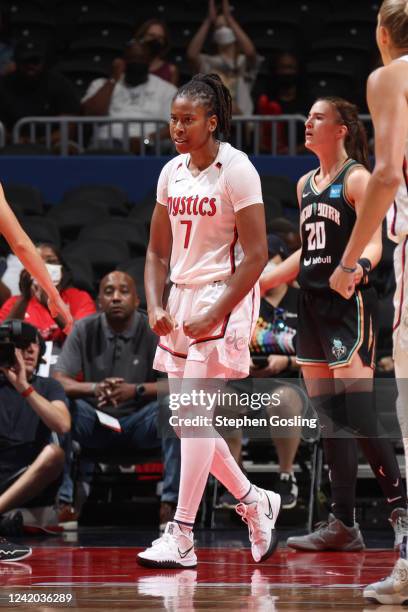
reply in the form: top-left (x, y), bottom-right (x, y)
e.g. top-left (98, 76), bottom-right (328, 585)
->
top-left (213, 26), bottom-right (236, 46)
top-left (45, 263), bottom-right (62, 286)
top-left (260, 260), bottom-right (277, 279)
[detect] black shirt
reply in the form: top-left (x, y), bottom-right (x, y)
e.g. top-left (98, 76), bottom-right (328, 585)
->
top-left (298, 159), bottom-right (359, 292)
top-left (251, 285), bottom-right (298, 356)
top-left (0, 69), bottom-right (81, 130)
top-left (0, 375), bottom-right (67, 450)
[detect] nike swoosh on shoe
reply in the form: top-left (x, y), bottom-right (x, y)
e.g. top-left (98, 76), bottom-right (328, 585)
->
top-left (178, 545), bottom-right (194, 559)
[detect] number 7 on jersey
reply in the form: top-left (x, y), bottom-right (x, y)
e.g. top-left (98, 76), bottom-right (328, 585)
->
top-left (180, 220), bottom-right (192, 248)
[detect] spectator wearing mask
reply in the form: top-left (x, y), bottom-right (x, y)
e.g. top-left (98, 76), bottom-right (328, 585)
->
top-left (0, 321), bottom-right (70, 538)
top-left (53, 271), bottom-right (180, 531)
top-left (0, 243), bottom-right (95, 345)
top-left (187, 0), bottom-right (261, 115)
top-left (82, 39), bottom-right (176, 153)
top-left (135, 18), bottom-right (179, 85)
top-left (0, 39), bottom-right (80, 138)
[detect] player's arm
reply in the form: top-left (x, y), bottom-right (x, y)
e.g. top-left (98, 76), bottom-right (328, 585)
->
top-left (144, 203), bottom-right (175, 335)
top-left (0, 185), bottom-right (72, 331)
top-left (341, 65), bottom-right (407, 267)
top-left (204, 203), bottom-right (268, 325)
top-left (259, 173), bottom-right (307, 294)
top-left (346, 166), bottom-right (382, 273)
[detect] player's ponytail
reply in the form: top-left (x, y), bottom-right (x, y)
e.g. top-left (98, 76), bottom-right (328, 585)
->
top-left (319, 97), bottom-right (370, 170)
top-left (174, 73), bottom-right (232, 139)
top-left (379, 0), bottom-right (408, 50)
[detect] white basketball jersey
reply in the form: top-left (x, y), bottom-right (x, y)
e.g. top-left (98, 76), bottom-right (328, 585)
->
top-left (156, 142), bottom-right (264, 284)
top-left (387, 55), bottom-right (408, 242)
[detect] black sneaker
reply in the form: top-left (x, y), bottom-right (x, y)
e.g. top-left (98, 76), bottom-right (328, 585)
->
top-left (0, 537), bottom-right (32, 562)
top-left (275, 473), bottom-right (298, 510)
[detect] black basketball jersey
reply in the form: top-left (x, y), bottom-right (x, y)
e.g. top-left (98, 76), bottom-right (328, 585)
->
top-left (298, 158), bottom-right (361, 291)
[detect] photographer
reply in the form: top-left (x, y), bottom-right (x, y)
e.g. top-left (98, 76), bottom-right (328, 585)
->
top-left (0, 321), bottom-right (70, 547)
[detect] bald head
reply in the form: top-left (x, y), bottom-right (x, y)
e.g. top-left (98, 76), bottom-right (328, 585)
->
top-left (99, 271), bottom-right (140, 323)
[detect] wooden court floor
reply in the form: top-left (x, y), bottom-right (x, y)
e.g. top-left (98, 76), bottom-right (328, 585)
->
top-left (0, 544), bottom-right (401, 610)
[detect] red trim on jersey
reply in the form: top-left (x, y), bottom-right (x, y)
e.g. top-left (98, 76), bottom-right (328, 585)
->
top-left (249, 288), bottom-right (255, 331)
top-left (393, 235), bottom-right (408, 332)
top-left (229, 226), bottom-right (238, 274)
top-left (189, 313), bottom-right (231, 346)
top-left (391, 200), bottom-right (398, 237)
top-left (158, 343), bottom-right (187, 359)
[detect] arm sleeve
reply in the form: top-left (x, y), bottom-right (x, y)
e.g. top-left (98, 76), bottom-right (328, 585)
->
top-left (224, 159), bottom-right (264, 212)
top-left (53, 323), bottom-right (83, 377)
top-left (156, 161), bottom-right (172, 206)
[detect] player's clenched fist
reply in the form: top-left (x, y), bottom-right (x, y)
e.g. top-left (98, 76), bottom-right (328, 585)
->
top-left (183, 313), bottom-right (218, 339)
top-left (148, 306), bottom-right (176, 336)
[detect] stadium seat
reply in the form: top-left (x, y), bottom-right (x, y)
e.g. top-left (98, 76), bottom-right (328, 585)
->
top-left (76, 13), bottom-right (134, 44)
top-left (260, 175), bottom-right (298, 210)
top-left (68, 38), bottom-right (123, 68)
top-left (78, 219), bottom-right (148, 257)
top-left (63, 253), bottom-right (95, 295)
top-left (56, 59), bottom-right (109, 96)
top-left (116, 256), bottom-right (146, 309)
top-left (3, 184), bottom-right (44, 215)
top-left (62, 184), bottom-right (130, 216)
top-left (9, 8), bottom-right (56, 42)
top-left (250, 22), bottom-right (301, 52)
top-left (20, 216), bottom-right (60, 247)
top-left (63, 239), bottom-right (130, 283)
top-left (48, 202), bottom-right (110, 243)
top-left (305, 72), bottom-right (357, 106)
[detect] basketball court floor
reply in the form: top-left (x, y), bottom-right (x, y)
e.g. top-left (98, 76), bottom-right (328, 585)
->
top-left (0, 528), bottom-right (400, 610)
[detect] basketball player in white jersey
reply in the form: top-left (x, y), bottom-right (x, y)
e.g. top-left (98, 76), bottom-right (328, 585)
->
top-left (137, 73), bottom-right (281, 569)
top-left (329, 0), bottom-right (408, 604)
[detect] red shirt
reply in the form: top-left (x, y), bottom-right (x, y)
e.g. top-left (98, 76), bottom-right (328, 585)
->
top-left (0, 287), bottom-right (96, 343)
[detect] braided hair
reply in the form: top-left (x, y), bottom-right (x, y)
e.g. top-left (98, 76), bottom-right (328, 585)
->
top-left (174, 73), bottom-right (232, 139)
top-left (318, 97), bottom-right (370, 169)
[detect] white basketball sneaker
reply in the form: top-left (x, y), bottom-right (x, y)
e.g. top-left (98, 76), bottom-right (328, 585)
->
top-left (363, 558), bottom-right (408, 605)
top-left (235, 486), bottom-right (281, 562)
top-left (137, 522), bottom-right (197, 569)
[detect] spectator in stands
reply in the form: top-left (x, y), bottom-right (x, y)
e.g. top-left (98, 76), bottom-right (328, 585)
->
top-left (0, 243), bottom-right (96, 345)
top-left (82, 39), bottom-right (176, 153)
top-left (268, 217), bottom-right (302, 253)
top-left (53, 271), bottom-right (180, 530)
top-left (135, 18), bottom-right (179, 85)
top-left (0, 321), bottom-right (70, 536)
top-left (255, 51), bottom-right (307, 153)
top-left (187, 0), bottom-right (261, 115)
top-left (0, 39), bottom-right (80, 138)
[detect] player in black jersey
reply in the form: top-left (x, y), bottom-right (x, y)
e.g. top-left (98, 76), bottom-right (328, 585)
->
top-left (261, 96), bottom-right (407, 552)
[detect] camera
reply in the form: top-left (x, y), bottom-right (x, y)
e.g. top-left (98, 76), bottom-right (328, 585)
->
top-left (0, 320), bottom-right (44, 368)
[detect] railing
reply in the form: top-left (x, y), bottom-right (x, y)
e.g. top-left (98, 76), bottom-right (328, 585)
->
top-left (0, 122), bottom-right (6, 149)
top-left (12, 117), bottom-right (170, 156)
top-left (11, 114), bottom-right (374, 156)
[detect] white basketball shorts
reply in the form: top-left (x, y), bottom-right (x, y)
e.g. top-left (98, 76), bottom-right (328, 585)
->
top-left (153, 280), bottom-right (260, 378)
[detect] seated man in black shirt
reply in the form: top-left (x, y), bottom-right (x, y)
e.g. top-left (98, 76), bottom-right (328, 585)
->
top-left (54, 271), bottom-right (180, 530)
top-left (0, 321), bottom-right (70, 559)
top-left (0, 39), bottom-right (80, 142)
